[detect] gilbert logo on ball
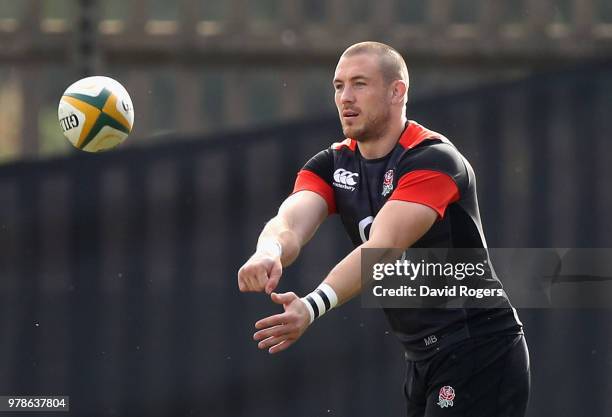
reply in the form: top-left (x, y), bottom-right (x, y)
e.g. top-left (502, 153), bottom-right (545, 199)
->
top-left (58, 76), bottom-right (134, 152)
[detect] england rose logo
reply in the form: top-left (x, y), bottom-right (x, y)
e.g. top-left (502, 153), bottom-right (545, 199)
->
top-left (382, 169), bottom-right (394, 196)
top-left (437, 385), bottom-right (455, 408)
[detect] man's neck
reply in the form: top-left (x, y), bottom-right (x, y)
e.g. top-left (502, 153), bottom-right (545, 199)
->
top-left (357, 116), bottom-right (407, 160)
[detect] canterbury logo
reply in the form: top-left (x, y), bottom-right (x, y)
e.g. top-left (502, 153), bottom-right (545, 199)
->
top-left (333, 169), bottom-right (359, 186)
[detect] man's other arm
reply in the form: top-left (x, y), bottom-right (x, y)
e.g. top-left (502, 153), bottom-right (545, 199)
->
top-left (322, 200), bottom-right (437, 304)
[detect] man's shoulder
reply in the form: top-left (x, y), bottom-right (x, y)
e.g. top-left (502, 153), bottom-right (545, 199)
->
top-left (397, 140), bottom-right (467, 180)
top-left (330, 138), bottom-right (357, 152)
top-left (399, 121), bottom-right (462, 161)
top-left (399, 120), bottom-right (450, 150)
top-left (306, 138), bottom-right (357, 158)
top-left (406, 139), bottom-right (459, 158)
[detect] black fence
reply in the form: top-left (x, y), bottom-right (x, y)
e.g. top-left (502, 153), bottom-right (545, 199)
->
top-left (1, 62), bottom-right (612, 417)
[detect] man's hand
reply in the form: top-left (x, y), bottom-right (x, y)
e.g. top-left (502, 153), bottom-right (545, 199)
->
top-left (253, 292), bottom-right (311, 354)
top-left (238, 253), bottom-right (283, 294)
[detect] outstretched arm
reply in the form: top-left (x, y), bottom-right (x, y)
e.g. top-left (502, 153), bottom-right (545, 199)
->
top-left (254, 200), bottom-right (438, 353)
top-left (321, 200), bottom-right (437, 304)
top-left (237, 190), bottom-right (328, 294)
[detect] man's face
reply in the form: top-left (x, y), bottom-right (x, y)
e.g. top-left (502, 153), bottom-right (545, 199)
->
top-left (333, 53), bottom-right (392, 142)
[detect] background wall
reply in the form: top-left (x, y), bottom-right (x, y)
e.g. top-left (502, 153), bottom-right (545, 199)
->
top-left (3, 0), bottom-right (612, 161)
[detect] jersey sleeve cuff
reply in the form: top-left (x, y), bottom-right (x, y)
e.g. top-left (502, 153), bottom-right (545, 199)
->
top-left (292, 169), bottom-right (337, 215)
top-left (388, 170), bottom-right (460, 218)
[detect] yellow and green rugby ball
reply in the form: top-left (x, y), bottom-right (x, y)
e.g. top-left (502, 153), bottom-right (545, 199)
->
top-left (58, 76), bottom-right (134, 152)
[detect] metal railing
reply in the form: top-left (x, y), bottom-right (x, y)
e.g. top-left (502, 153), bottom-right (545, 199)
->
top-left (2, 0), bottom-right (612, 64)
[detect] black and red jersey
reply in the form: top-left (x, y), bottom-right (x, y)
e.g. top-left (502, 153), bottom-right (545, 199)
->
top-left (293, 120), bottom-right (522, 360)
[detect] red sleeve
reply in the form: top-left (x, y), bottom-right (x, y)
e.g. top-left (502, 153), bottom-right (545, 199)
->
top-left (292, 169), bottom-right (337, 215)
top-left (388, 170), bottom-right (459, 218)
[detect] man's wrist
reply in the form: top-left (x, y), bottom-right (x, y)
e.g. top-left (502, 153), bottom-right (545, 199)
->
top-left (300, 283), bottom-right (338, 324)
top-left (256, 239), bottom-right (282, 259)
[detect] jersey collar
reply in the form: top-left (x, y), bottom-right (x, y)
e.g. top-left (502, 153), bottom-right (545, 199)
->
top-left (398, 120), bottom-right (445, 150)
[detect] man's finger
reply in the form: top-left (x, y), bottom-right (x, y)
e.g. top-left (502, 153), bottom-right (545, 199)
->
top-left (269, 339), bottom-right (294, 354)
top-left (258, 335), bottom-right (287, 350)
top-left (237, 268), bottom-right (251, 292)
top-left (265, 262), bottom-right (282, 294)
top-left (255, 268), bottom-right (268, 290)
top-left (270, 292), bottom-right (296, 305)
top-left (264, 277), bottom-right (278, 294)
top-left (253, 324), bottom-right (289, 341)
top-left (249, 273), bottom-right (267, 292)
top-left (243, 276), bottom-right (256, 292)
top-left (255, 313), bottom-right (287, 329)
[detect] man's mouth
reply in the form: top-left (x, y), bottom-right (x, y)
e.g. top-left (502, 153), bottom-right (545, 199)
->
top-left (342, 110), bottom-right (359, 118)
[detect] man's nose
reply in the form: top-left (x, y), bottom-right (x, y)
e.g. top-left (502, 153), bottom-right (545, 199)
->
top-left (340, 86), bottom-right (355, 104)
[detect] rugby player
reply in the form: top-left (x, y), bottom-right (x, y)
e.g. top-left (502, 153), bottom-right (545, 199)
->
top-left (237, 41), bottom-right (530, 417)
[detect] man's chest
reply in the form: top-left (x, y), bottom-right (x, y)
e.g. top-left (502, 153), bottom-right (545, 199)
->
top-left (331, 148), bottom-right (404, 243)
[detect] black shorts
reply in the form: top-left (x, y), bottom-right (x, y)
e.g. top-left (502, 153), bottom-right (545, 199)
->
top-left (404, 334), bottom-right (530, 417)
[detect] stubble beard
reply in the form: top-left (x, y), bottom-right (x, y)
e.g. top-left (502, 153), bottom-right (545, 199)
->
top-left (342, 106), bottom-right (391, 143)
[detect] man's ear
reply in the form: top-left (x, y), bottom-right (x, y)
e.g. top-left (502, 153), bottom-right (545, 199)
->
top-left (391, 80), bottom-right (408, 104)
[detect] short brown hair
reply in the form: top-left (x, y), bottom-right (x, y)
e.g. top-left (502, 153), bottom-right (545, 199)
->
top-left (341, 41), bottom-right (409, 88)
